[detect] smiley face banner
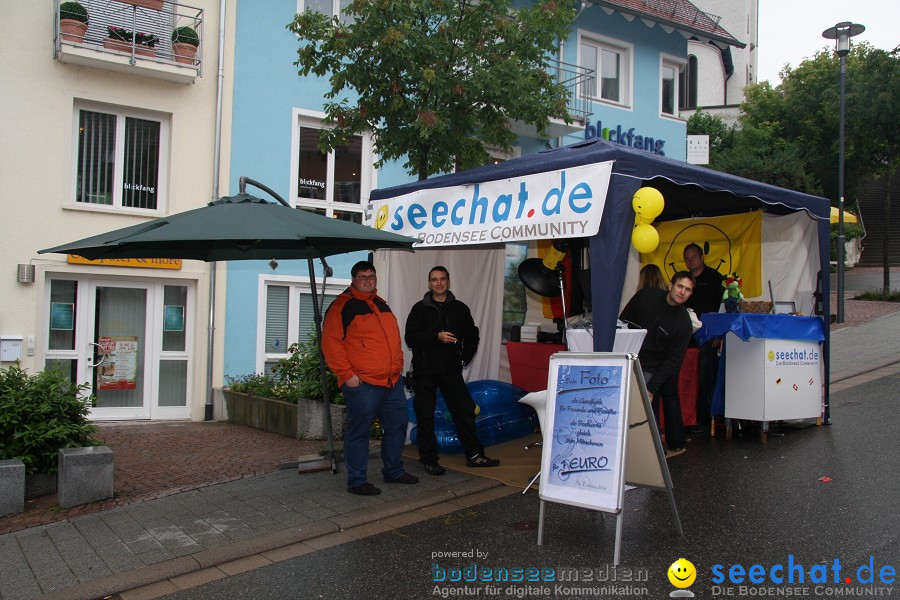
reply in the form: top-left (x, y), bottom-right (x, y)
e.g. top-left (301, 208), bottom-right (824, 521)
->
top-left (642, 211), bottom-right (763, 298)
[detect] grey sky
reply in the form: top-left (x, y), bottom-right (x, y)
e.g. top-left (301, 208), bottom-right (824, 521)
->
top-left (757, 0), bottom-right (899, 84)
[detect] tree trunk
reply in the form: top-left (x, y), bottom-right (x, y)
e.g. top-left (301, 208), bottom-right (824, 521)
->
top-left (884, 171), bottom-right (892, 294)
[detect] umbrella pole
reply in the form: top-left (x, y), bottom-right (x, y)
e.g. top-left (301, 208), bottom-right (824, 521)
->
top-left (308, 258), bottom-right (338, 474)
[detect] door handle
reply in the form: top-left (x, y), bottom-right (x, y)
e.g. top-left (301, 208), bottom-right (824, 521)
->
top-left (88, 342), bottom-right (107, 368)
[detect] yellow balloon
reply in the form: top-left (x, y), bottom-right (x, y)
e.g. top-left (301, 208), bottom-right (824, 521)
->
top-left (634, 214), bottom-right (652, 226)
top-left (475, 404), bottom-right (481, 416)
top-left (632, 187), bottom-right (664, 221)
top-left (632, 223), bottom-right (659, 254)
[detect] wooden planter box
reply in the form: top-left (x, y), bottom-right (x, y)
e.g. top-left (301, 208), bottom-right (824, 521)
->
top-left (223, 390), bottom-right (345, 440)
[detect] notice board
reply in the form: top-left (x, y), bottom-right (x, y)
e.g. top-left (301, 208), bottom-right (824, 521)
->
top-left (538, 352), bottom-right (631, 512)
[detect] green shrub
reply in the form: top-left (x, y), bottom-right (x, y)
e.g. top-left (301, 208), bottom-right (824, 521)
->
top-left (225, 334), bottom-right (342, 405)
top-left (224, 372), bottom-right (280, 398)
top-left (171, 25), bottom-right (200, 46)
top-left (853, 290), bottom-right (900, 302)
top-left (60, 1), bottom-right (89, 23)
top-left (0, 362), bottom-right (99, 474)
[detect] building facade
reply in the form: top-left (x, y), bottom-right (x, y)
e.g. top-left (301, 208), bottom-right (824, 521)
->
top-left (222, 0), bottom-right (745, 388)
top-left (1, 0), bottom-right (225, 420)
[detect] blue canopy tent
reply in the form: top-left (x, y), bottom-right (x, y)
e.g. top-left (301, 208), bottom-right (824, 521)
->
top-left (371, 138), bottom-right (833, 418)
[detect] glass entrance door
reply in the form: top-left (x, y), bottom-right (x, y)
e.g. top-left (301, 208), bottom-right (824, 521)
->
top-left (88, 282), bottom-right (152, 419)
top-left (45, 276), bottom-right (193, 420)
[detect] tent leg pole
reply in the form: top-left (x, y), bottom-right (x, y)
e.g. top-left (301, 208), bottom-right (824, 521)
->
top-left (308, 258), bottom-right (337, 474)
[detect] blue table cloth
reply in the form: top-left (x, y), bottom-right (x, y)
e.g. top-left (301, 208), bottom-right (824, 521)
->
top-left (695, 313), bottom-right (826, 416)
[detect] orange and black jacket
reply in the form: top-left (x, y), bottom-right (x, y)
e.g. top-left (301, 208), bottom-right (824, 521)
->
top-left (322, 286), bottom-right (404, 388)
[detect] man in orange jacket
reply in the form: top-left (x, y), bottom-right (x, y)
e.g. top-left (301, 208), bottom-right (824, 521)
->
top-left (322, 260), bottom-right (418, 495)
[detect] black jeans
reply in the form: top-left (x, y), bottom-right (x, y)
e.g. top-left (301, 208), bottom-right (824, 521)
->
top-left (645, 370), bottom-right (685, 450)
top-left (413, 371), bottom-right (483, 462)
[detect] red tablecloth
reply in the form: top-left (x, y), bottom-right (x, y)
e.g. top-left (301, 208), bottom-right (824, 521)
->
top-left (659, 347), bottom-right (698, 427)
top-left (507, 342), bottom-right (698, 425)
top-left (506, 341), bottom-right (567, 392)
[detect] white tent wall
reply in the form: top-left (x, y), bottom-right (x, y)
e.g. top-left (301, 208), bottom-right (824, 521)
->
top-left (373, 246), bottom-right (506, 384)
top-left (759, 212), bottom-right (820, 316)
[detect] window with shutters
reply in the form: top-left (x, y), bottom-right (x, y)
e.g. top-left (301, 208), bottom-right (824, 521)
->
top-left (261, 278), bottom-right (344, 374)
top-left (72, 101), bottom-right (169, 213)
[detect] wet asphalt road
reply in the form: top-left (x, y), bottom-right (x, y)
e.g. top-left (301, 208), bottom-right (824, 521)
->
top-left (162, 373), bottom-right (900, 600)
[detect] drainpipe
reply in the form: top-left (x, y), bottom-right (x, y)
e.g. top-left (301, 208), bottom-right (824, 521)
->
top-left (205, 0), bottom-right (227, 421)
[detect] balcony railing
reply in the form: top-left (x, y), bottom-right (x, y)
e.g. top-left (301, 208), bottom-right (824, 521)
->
top-left (55, 0), bottom-right (204, 83)
top-left (509, 58), bottom-right (594, 139)
top-left (550, 58), bottom-right (594, 123)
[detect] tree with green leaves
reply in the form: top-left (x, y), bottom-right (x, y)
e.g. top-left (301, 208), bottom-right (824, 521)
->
top-left (288, 0), bottom-right (575, 180)
top-left (690, 45), bottom-right (900, 291)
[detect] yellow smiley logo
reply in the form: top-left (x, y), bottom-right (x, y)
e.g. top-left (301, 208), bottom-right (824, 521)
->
top-left (374, 205), bottom-right (389, 230)
top-left (668, 558), bottom-right (696, 588)
top-left (768, 350), bottom-right (775, 361)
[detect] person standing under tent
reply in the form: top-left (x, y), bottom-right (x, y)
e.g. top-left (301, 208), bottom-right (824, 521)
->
top-left (620, 271), bottom-right (696, 456)
top-left (405, 266), bottom-right (500, 475)
top-left (683, 243), bottom-right (725, 434)
top-left (322, 260), bottom-right (418, 496)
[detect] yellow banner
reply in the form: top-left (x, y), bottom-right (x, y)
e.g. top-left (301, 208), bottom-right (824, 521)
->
top-left (68, 255), bottom-right (182, 270)
top-left (641, 211), bottom-right (762, 298)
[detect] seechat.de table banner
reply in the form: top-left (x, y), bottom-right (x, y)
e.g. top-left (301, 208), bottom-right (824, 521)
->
top-left (367, 161), bottom-right (613, 247)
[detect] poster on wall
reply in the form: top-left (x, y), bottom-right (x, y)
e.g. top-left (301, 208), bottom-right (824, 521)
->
top-left (539, 353), bottom-right (631, 513)
top-left (97, 336), bottom-right (138, 390)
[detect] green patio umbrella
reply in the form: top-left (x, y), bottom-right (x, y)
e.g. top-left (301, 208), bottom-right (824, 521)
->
top-left (40, 177), bottom-right (418, 473)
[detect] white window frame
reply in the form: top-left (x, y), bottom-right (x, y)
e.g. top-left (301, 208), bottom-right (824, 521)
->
top-left (577, 32), bottom-right (633, 109)
top-left (296, 0), bottom-right (354, 24)
top-left (289, 108), bottom-right (375, 222)
top-left (660, 54), bottom-right (687, 119)
top-left (256, 274), bottom-right (348, 374)
top-left (70, 100), bottom-right (169, 215)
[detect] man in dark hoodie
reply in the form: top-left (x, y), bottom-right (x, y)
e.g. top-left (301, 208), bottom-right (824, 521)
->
top-left (619, 270), bottom-right (696, 456)
top-left (405, 266), bottom-right (500, 475)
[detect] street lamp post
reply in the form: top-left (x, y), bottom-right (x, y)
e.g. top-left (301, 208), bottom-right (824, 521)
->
top-left (822, 21), bottom-right (865, 324)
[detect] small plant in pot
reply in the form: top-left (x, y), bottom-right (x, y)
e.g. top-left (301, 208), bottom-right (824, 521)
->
top-left (59, 1), bottom-right (89, 43)
top-left (171, 25), bottom-right (200, 65)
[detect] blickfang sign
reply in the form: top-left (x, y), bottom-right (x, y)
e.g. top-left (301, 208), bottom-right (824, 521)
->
top-left (367, 162), bottom-right (613, 247)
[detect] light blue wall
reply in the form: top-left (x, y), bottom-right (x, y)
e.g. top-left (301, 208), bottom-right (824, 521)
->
top-left (559, 7), bottom-right (688, 159)
top-left (225, 0), bottom-right (365, 378)
top-left (224, 0), bottom-right (690, 378)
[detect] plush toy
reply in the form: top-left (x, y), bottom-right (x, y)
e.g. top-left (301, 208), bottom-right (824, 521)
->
top-left (722, 273), bottom-right (744, 313)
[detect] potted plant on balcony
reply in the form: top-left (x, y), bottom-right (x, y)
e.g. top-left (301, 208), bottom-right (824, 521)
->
top-left (105, 26), bottom-right (159, 58)
top-left (171, 25), bottom-right (200, 65)
top-left (59, 1), bottom-right (89, 43)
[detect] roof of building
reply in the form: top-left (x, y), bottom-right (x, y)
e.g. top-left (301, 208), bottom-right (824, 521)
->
top-left (589, 0), bottom-right (746, 49)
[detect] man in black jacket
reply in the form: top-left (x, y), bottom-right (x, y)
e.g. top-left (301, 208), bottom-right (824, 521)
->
top-left (405, 266), bottom-right (499, 475)
top-left (683, 243), bottom-right (725, 434)
top-left (619, 271), bottom-right (696, 455)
